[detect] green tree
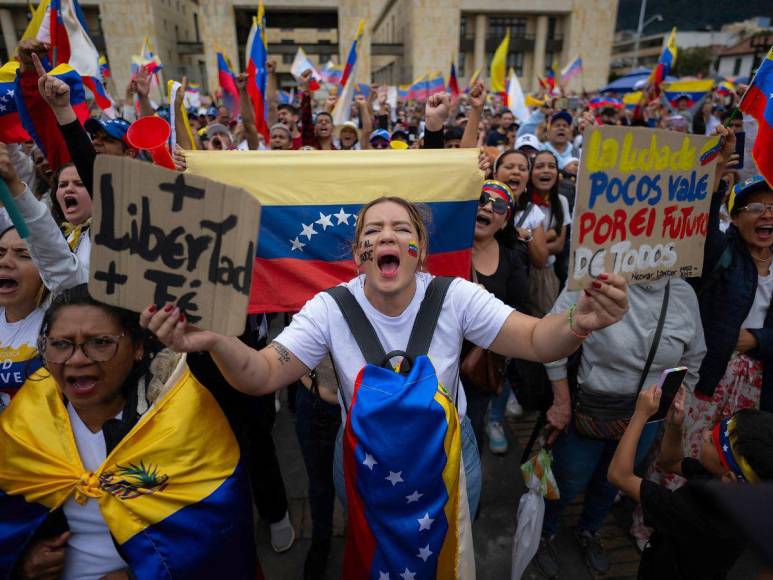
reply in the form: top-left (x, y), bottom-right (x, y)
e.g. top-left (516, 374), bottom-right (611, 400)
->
top-left (673, 46), bottom-right (715, 77)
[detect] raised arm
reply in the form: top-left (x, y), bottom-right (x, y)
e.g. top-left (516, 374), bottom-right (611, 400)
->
top-left (461, 81), bottom-right (485, 148)
top-left (236, 73), bottom-right (260, 151)
top-left (132, 66), bottom-right (156, 119)
top-left (489, 273), bottom-right (628, 361)
top-left (266, 60), bottom-right (279, 126)
top-left (356, 94), bottom-right (373, 148)
top-left (140, 306), bottom-right (309, 396)
top-left (173, 77), bottom-right (193, 151)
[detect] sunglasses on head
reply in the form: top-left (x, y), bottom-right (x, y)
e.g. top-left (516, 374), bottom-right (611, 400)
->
top-left (479, 193), bottom-right (510, 215)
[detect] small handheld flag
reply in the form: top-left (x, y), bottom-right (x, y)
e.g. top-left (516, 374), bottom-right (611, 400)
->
top-left (739, 47), bottom-right (773, 186)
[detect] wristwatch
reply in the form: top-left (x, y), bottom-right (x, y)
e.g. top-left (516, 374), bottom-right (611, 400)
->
top-left (522, 228), bottom-right (533, 243)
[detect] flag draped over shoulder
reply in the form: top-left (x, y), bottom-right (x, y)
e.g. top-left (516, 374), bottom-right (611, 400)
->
top-left (342, 356), bottom-right (472, 579)
top-left (0, 358), bottom-right (257, 578)
top-left (490, 33), bottom-right (509, 93)
top-left (246, 1), bottom-right (269, 142)
top-left (185, 149), bottom-right (483, 313)
top-left (740, 47), bottom-right (773, 186)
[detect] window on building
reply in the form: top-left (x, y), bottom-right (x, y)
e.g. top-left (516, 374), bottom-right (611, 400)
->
top-left (282, 54), bottom-right (293, 64)
top-left (280, 39), bottom-right (294, 44)
top-left (193, 13), bottom-right (200, 42)
top-left (507, 52), bottom-right (524, 76)
top-left (547, 16), bottom-right (557, 39)
top-left (489, 17), bottom-right (527, 39)
top-left (457, 53), bottom-right (466, 77)
top-left (459, 15), bottom-right (467, 40)
top-left (733, 57), bottom-right (742, 75)
top-left (319, 39), bottom-right (331, 45)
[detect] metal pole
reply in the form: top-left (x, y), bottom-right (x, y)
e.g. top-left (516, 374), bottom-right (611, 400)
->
top-left (632, 0), bottom-right (648, 69)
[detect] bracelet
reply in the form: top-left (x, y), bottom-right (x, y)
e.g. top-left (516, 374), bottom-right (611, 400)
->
top-left (567, 304), bottom-right (591, 339)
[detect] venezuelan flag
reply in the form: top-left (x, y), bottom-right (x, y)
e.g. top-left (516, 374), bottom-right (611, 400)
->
top-left (217, 51), bottom-right (240, 120)
top-left (99, 54), bottom-right (111, 78)
top-left (427, 72), bottom-right (445, 97)
top-left (184, 148), bottom-right (483, 313)
top-left (740, 47), bottom-right (773, 187)
top-left (83, 75), bottom-right (113, 110)
top-left (589, 96), bottom-right (623, 110)
top-left (340, 19), bottom-right (365, 89)
top-left (663, 79), bottom-right (714, 107)
top-left (15, 62), bottom-right (90, 169)
top-left (398, 84), bottom-right (410, 100)
top-left (651, 28), bottom-right (677, 89)
top-left (246, 1), bottom-right (269, 142)
top-left (409, 74), bottom-right (429, 101)
top-left (448, 62), bottom-right (459, 97)
top-left (0, 356), bottom-right (257, 578)
top-left (343, 355), bottom-right (469, 578)
top-left (623, 91), bottom-right (643, 110)
top-left (0, 62), bottom-right (31, 143)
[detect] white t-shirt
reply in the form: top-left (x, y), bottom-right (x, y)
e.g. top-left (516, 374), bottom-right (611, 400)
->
top-left (62, 404), bottom-right (128, 580)
top-left (539, 194), bottom-right (572, 266)
top-left (742, 271), bottom-right (773, 330)
top-left (275, 273), bottom-right (514, 418)
top-left (513, 204), bottom-right (545, 231)
top-left (0, 307), bottom-right (45, 412)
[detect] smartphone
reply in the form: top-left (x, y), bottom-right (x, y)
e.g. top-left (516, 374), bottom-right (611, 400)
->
top-left (554, 97), bottom-right (568, 111)
top-left (734, 131), bottom-right (745, 170)
top-left (648, 366), bottom-right (688, 423)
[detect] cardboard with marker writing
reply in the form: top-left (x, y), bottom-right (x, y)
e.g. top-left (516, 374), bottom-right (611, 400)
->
top-left (90, 156), bottom-right (261, 335)
top-left (568, 125), bottom-right (721, 290)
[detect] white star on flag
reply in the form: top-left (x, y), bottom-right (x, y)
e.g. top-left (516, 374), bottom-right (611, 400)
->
top-left (417, 544), bottom-right (433, 562)
top-left (0, 96), bottom-right (6, 103)
top-left (417, 512), bottom-right (434, 531)
top-left (363, 453), bottom-right (377, 470)
top-left (386, 471), bottom-right (404, 486)
top-left (0, 105), bottom-right (6, 112)
top-left (400, 569), bottom-right (416, 580)
top-left (378, 573), bottom-right (390, 580)
top-left (406, 490), bottom-right (423, 503)
top-left (723, 444), bottom-right (729, 452)
top-left (6, 89), bottom-right (13, 97)
top-left (315, 212), bottom-right (334, 230)
top-left (334, 207), bottom-right (352, 225)
top-left (299, 223), bottom-right (318, 240)
top-left (290, 236), bottom-right (306, 252)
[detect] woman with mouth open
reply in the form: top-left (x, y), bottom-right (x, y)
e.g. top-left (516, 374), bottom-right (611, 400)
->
top-left (527, 150), bottom-right (572, 316)
top-left (0, 145), bottom-right (87, 413)
top-left (141, 195), bottom-right (629, 570)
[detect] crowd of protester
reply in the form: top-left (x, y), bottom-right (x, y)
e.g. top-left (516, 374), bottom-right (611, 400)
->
top-left (0, 35), bottom-right (772, 580)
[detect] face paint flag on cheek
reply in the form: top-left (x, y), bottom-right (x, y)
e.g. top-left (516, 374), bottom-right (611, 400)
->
top-left (408, 241), bottom-right (419, 257)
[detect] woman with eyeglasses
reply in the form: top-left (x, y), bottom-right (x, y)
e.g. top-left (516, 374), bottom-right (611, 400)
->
top-left (0, 285), bottom-right (259, 579)
top-left (464, 180), bottom-right (530, 455)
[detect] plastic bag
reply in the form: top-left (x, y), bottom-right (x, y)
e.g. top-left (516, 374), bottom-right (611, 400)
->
top-left (511, 449), bottom-right (559, 579)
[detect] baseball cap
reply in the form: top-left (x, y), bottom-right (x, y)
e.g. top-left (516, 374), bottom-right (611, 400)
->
top-left (84, 118), bottom-right (130, 143)
top-left (206, 123), bottom-right (230, 139)
top-left (207, 106), bottom-right (218, 117)
top-left (391, 129), bottom-right (410, 143)
top-left (335, 121), bottom-right (360, 140)
top-left (269, 123), bottom-right (292, 138)
top-left (370, 128), bottom-right (390, 143)
top-left (515, 134), bottom-right (542, 151)
top-left (728, 175), bottom-right (771, 214)
top-left (550, 111), bottom-right (573, 126)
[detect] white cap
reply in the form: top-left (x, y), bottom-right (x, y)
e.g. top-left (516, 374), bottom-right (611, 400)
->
top-left (515, 134), bottom-right (542, 151)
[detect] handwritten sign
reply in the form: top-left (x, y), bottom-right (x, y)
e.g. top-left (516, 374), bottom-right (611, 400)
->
top-left (90, 156), bottom-right (261, 336)
top-left (567, 126), bottom-right (721, 290)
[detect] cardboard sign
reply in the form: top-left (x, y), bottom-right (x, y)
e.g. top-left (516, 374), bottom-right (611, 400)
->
top-left (567, 126), bottom-right (721, 290)
top-left (89, 156), bottom-right (261, 336)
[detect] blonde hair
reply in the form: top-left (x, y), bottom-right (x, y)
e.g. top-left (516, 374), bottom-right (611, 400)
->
top-left (352, 197), bottom-right (431, 270)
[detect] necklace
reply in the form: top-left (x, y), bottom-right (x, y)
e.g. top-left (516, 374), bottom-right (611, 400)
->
top-left (751, 253), bottom-right (772, 263)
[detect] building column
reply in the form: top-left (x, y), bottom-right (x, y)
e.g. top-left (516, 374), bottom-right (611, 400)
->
top-left (472, 14), bottom-right (487, 78)
top-left (0, 9), bottom-right (16, 61)
top-left (532, 15), bottom-right (548, 91)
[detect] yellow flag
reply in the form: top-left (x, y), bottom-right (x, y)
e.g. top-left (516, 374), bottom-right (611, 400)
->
top-left (19, 0), bottom-right (50, 44)
top-left (468, 65), bottom-right (482, 86)
top-left (490, 32), bottom-right (510, 93)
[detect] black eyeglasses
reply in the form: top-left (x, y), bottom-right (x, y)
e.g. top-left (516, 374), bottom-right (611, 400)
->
top-left (479, 193), bottom-right (510, 215)
top-left (40, 333), bottom-right (127, 364)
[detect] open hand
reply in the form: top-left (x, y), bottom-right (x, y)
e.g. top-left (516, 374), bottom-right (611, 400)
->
top-left (133, 66), bottom-right (152, 98)
top-left (573, 273), bottom-right (629, 333)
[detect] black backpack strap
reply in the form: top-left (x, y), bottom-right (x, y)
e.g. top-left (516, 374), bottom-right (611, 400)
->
top-left (635, 280), bottom-right (670, 394)
top-left (325, 286), bottom-right (387, 365)
top-left (405, 276), bottom-right (454, 361)
top-left (515, 203), bottom-right (532, 228)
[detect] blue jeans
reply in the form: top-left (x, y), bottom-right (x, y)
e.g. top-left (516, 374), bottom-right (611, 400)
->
top-left (294, 384), bottom-right (341, 543)
top-left (542, 421), bottom-right (660, 537)
top-left (488, 381), bottom-right (510, 424)
top-left (334, 414), bottom-right (482, 518)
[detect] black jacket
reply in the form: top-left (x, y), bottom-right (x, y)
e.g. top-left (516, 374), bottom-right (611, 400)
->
top-left (693, 185), bottom-right (773, 411)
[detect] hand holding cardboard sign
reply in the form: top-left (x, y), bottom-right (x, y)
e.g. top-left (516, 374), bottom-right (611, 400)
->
top-left (572, 272), bottom-right (629, 333)
top-left (140, 304), bottom-right (217, 353)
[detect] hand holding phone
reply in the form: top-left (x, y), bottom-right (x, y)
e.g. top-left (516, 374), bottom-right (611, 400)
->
top-left (648, 366), bottom-right (688, 423)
